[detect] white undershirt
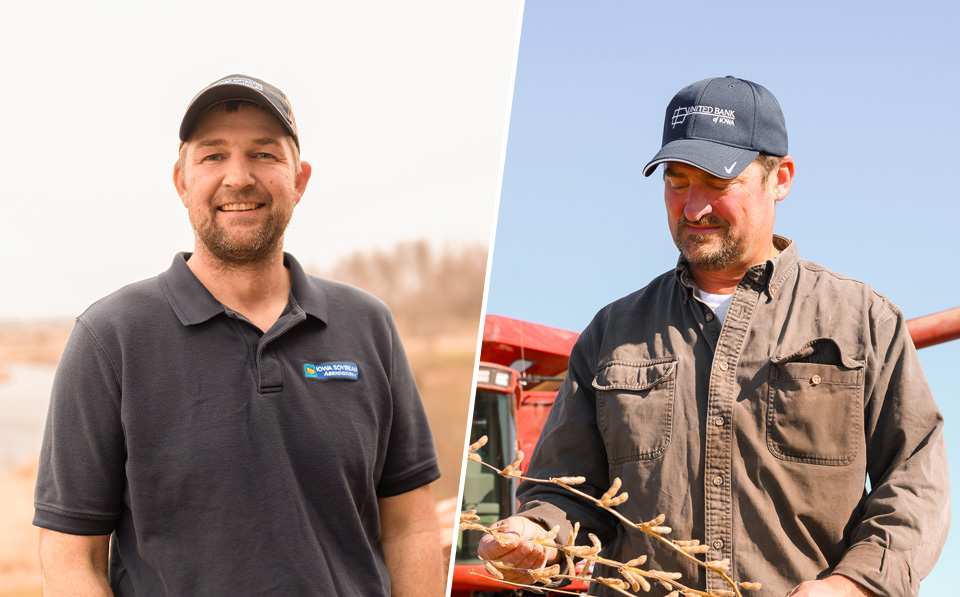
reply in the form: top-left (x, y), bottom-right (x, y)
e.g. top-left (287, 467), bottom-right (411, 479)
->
top-left (700, 290), bottom-right (734, 325)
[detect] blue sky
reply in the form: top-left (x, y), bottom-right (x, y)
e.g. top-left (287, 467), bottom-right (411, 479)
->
top-left (486, 1), bottom-right (958, 590)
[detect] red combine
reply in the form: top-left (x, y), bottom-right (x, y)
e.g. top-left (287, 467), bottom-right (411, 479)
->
top-left (451, 315), bottom-right (579, 595)
top-left (450, 308), bottom-right (959, 596)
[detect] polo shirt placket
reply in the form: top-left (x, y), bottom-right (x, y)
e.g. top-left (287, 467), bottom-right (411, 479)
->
top-left (223, 304), bottom-right (307, 394)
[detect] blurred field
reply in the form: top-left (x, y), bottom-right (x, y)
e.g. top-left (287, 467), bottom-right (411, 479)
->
top-left (0, 241), bottom-right (485, 595)
top-left (0, 462), bottom-right (40, 597)
top-left (0, 321), bottom-right (71, 384)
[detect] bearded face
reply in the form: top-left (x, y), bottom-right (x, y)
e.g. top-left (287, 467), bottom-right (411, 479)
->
top-left (672, 213), bottom-right (744, 271)
top-left (186, 185), bottom-right (295, 267)
top-left (176, 103), bottom-right (306, 269)
top-left (663, 161), bottom-right (786, 278)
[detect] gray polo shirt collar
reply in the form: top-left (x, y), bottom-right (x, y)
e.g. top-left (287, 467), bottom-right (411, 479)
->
top-left (158, 252), bottom-right (329, 326)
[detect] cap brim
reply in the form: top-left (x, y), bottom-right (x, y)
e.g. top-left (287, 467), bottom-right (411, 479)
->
top-left (642, 139), bottom-right (759, 179)
top-left (179, 84), bottom-right (296, 143)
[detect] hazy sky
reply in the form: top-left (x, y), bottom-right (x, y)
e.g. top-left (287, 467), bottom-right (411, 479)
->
top-left (485, 1), bottom-right (958, 591)
top-left (1, 0), bottom-right (523, 319)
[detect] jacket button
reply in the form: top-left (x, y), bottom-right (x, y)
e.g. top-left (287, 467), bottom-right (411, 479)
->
top-left (718, 362), bottom-right (729, 371)
top-left (714, 416), bottom-right (725, 427)
top-left (713, 539), bottom-right (724, 549)
top-left (706, 312), bottom-right (714, 321)
top-left (811, 375), bottom-right (822, 386)
top-left (713, 476), bottom-right (724, 486)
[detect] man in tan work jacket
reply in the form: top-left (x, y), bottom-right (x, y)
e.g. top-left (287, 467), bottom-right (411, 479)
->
top-left (478, 76), bottom-right (950, 597)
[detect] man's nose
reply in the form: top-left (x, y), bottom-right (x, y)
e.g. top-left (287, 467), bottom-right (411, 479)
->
top-left (222, 157), bottom-right (256, 188)
top-left (683, 186), bottom-right (713, 222)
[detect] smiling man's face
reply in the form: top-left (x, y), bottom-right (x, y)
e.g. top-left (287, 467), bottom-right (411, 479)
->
top-left (663, 160), bottom-right (786, 277)
top-left (174, 102), bottom-right (310, 267)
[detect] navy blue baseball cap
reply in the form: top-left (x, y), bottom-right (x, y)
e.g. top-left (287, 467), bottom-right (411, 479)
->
top-left (179, 74), bottom-right (300, 149)
top-left (643, 76), bottom-right (787, 179)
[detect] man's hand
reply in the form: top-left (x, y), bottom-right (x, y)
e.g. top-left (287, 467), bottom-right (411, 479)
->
top-left (785, 575), bottom-right (876, 597)
top-left (477, 515), bottom-right (559, 585)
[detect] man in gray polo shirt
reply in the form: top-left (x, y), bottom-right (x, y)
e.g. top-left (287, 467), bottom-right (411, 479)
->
top-left (34, 75), bottom-right (444, 596)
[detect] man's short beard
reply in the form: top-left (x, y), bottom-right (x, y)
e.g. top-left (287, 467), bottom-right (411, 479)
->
top-left (673, 216), bottom-right (743, 271)
top-left (188, 188), bottom-right (292, 267)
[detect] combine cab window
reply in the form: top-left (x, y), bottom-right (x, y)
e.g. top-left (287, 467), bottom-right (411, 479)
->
top-left (456, 390), bottom-right (515, 563)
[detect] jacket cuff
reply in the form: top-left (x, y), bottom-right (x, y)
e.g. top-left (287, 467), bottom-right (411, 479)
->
top-left (518, 500), bottom-right (575, 548)
top-left (515, 500), bottom-right (579, 590)
top-left (832, 542), bottom-right (917, 597)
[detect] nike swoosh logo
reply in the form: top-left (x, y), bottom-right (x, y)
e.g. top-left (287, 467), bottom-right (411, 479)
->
top-left (724, 162), bottom-right (737, 175)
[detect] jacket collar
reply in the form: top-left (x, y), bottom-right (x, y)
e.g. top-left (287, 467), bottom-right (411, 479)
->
top-left (674, 235), bottom-right (798, 298)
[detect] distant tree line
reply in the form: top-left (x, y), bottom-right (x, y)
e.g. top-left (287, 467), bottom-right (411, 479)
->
top-left (318, 240), bottom-right (488, 336)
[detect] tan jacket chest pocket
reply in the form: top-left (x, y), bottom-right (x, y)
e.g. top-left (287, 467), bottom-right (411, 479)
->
top-left (593, 358), bottom-right (677, 464)
top-left (767, 338), bottom-right (864, 466)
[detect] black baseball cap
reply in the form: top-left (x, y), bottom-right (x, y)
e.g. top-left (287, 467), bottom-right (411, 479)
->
top-left (179, 74), bottom-right (300, 149)
top-left (643, 76), bottom-right (787, 179)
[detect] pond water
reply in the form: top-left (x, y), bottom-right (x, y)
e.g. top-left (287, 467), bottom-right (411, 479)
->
top-left (0, 362), bottom-right (55, 470)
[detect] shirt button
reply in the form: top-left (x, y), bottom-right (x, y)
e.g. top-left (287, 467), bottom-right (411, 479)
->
top-left (712, 476), bottom-right (724, 486)
top-left (718, 362), bottom-right (729, 371)
top-left (713, 539), bottom-right (724, 549)
top-left (811, 375), bottom-right (822, 386)
top-left (714, 416), bottom-right (725, 427)
top-left (705, 313), bottom-right (714, 321)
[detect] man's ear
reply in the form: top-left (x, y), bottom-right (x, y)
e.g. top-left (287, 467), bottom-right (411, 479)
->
top-left (293, 161), bottom-right (313, 206)
top-left (773, 155), bottom-right (795, 202)
top-left (173, 163), bottom-right (188, 206)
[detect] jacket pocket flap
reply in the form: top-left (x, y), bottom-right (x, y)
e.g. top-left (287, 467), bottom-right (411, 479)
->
top-left (771, 337), bottom-right (863, 371)
top-left (592, 358), bottom-right (678, 391)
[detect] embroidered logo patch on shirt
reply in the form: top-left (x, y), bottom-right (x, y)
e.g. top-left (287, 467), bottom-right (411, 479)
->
top-left (304, 362), bottom-right (359, 381)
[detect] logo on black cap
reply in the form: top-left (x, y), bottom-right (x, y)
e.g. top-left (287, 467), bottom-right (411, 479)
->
top-left (214, 77), bottom-right (264, 91)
